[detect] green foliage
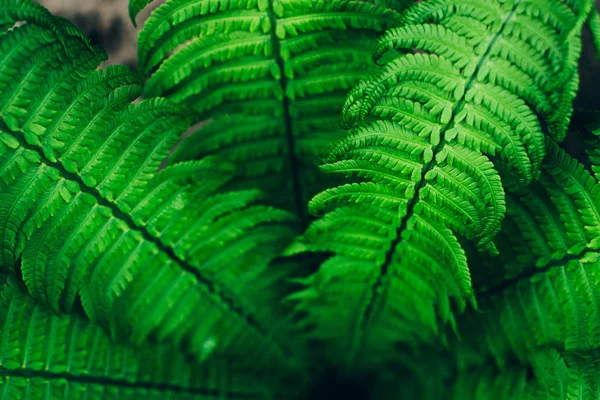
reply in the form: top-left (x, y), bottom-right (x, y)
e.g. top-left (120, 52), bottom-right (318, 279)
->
top-left (0, 273), bottom-right (281, 399)
top-left (2, 0), bottom-right (600, 398)
top-left (0, 0), bottom-right (306, 394)
top-left (448, 124), bottom-right (600, 399)
top-left (289, 0), bottom-right (595, 369)
top-left (132, 0), bottom-right (410, 221)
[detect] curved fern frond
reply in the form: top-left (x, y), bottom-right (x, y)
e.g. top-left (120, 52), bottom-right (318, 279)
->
top-left (0, 0), bottom-right (95, 46)
top-left (0, 3), bottom-right (305, 381)
top-left (450, 125), bottom-right (600, 399)
top-left (290, 0), bottom-right (594, 369)
top-left (449, 350), bottom-right (600, 400)
top-left (475, 145), bottom-right (600, 356)
top-left (132, 0), bottom-right (409, 222)
top-left (471, 138), bottom-right (600, 295)
top-left (0, 274), bottom-right (283, 400)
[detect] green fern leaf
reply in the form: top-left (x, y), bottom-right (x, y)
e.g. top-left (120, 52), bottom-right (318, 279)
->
top-left (290, 0), bottom-right (594, 369)
top-left (450, 115), bottom-right (600, 399)
top-left (132, 0), bottom-right (408, 222)
top-left (0, 0), bottom-right (97, 58)
top-left (0, 273), bottom-right (284, 399)
top-left (0, 3), bottom-right (306, 383)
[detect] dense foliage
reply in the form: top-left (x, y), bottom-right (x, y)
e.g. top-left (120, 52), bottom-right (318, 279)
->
top-left (0, 0), bottom-right (599, 398)
top-left (131, 0), bottom-right (410, 223)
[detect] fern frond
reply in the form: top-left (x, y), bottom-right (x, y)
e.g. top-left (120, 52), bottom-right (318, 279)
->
top-left (471, 150), bottom-right (600, 352)
top-left (450, 347), bottom-right (600, 400)
top-left (0, 0), bottom-right (97, 58)
top-left (0, 274), bottom-right (283, 399)
top-left (449, 350), bottom-right (581, 400)
top-left (0, 4), bottom-right (306, 381)
top-left (133, 0), bottom-right (408, 221)
top-left (449, 118), bottom-right (600, 399)
top-left (290, 0), bottom-right (594, 368)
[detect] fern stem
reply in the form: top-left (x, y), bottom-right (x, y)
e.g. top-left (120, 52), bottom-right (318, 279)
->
top-left (348, 0), bottom-right (524, 364)
top-left (2, 124), bottom-right (298, 363)
top-left (0, 367), bottom-right (258, 397)
top-left (477, 248), bottom-right (596, 299)
top-left (266, 0), bottom-right (307, 228)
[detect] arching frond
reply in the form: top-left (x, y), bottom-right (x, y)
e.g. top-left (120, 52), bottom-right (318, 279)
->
top-left (0, 2), bottom-right (306, 386)
top-left (0, 274), bottom-right (284, 399)
top-left (289, 0), bottom-right (594, 369)
top-left (4, 0), bottom-right (600, 397)
top-left (132, 0), bottom-right (410, 222)
top-left (450, 125), bottom-right (600, 399)
top-left (0, 0), bottom-right (95, 55)
top-left (449, 350), bottom-right (599, 400)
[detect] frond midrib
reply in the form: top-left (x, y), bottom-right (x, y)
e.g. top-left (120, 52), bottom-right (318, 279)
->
top-left (1, 122), bottom-right (297, 362)
top-left (348, 0), bottom-right (524, 361)
top-left (476, 139), bottom-right (600, 299)
top-left (266, 0), bottom-right (306, 227)
top-left (0, 366), bottom-right (256, 397)
top-left (476, 247), bottom-right (596, 300)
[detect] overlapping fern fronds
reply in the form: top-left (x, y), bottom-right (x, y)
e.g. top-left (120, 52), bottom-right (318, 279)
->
top-left (0, 0), bottom-right (306, 392)
top-left (131, 0), bottom-right (410, 222)
top-left (449, 123), bottom-right (600, 399)
top-left (352, 115), bottom-right (600, 398)
top-left (0, 273), bottom-right (283, 400)
top-left (289, 0), bottom-right (595, 370)
top-left (3, 0), bottom-right (600, 398)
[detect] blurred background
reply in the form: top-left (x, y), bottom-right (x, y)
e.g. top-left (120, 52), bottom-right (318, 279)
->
top-left (37, 0), bottom-right (600, 110)
top-left (37, 0), bottom-right (165, 68)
